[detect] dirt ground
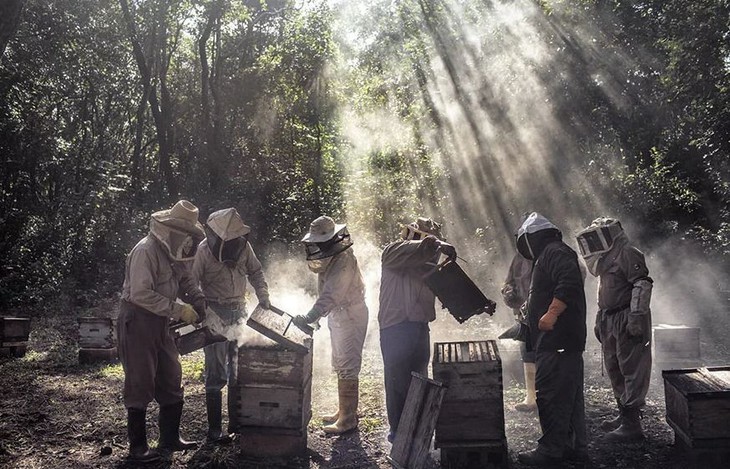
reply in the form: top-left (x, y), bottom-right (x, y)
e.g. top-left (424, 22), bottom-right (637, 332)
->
top-left (2, 304), bottom-right (730, 469)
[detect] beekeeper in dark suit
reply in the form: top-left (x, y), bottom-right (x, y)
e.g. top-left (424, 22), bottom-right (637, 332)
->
top-left (516, 212), bottom-right (588, 466)
top-left (118, 200), bottom-right (205, 462)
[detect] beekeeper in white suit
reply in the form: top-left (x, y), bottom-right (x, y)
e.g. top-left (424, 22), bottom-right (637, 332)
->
top-left (577, 217), bottom-right (653, 442)
top-left (293, 216), bottom-right (368, 434)
top-left (192, 208), bottom-right (270, 443)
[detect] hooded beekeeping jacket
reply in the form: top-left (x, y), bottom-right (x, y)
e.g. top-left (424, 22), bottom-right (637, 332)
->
top-left (193, 208), bottom-right (269, 305)
top-left (517, 214), bottom-right (586, 353)
top-left (596, 235), bottom-right (651, 312)
top-left (121, 234), bottom-right (203, 320)
top-left (312, 247), bottom-right (366, 314)
top-left (378, 239), bottom-right (440, 330)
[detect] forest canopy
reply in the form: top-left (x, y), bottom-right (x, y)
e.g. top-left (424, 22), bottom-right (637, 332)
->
top-left (0, 0), bottom-right (728, 310)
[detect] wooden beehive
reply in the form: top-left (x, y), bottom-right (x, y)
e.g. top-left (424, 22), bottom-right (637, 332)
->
top-left (0, 317), bottom-right (31, 357)
top-left (663, 366), bottom-right (730, 449)
top-left (234, 341), bottom-right (313, 432)
top-left (433, 340), bottom-right (505, 447)
top-left (654, 324), bottom-right (701, 361)
top-left (78, 317), bottom-right (116, 349)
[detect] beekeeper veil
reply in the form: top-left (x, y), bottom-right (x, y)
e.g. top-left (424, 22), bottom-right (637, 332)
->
top-left (301, 216), bottom-right (353, 272)
top-left (515, 212), bottom-right (561, 260)
top-left (149, 200), bottom-right (205, 262)
top-left (205, 208), bottom-right (251, 266)
top-left (576, 217), bottom-right (626, 276)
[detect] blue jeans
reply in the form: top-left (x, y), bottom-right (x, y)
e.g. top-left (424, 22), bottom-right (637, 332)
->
top-left (380, 321), bottom-right (431, 436)
top-left (203, 304), bottom-right (242, 393)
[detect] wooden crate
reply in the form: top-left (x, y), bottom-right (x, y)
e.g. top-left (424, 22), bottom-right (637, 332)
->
top-left (234, 342), bottom-right (312, 431)
top-left (78, 317), bottom-right (116, 349)
top-left (663, 366), bottom-right (730, 449)
top-left (389, 372), bottom-right (446, 469)
top-left (433, 341), bottom-right (505, 447)
top-left (653, 324), bottom-right (701, 360)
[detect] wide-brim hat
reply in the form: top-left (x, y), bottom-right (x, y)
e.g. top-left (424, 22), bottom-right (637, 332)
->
top-left (151, 200), bottom-right (204, 238)
top-left (207, 208), bottom-right (251, 241)
top-left (301, 216), bottom-right (346, 243)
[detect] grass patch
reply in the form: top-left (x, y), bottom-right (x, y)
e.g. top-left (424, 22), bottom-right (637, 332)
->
top-left (98, 362), bottom-right (125, 379)
top-left (181, 355), bottom-right (204, 381)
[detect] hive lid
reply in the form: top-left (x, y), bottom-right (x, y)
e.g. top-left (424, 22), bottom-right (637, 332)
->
top-left (662, 366), bottom-right (730, 397)
top-left (246, 305), bottom-right (312, 355)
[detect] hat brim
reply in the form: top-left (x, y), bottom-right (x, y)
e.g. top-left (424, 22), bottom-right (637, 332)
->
top-left (301, 223), bottom-right (347, 243)
top-left (152, 210), bottom-right (205, 238)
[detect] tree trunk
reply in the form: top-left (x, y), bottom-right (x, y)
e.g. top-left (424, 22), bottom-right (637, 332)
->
top-left (0, 0), bottom-right (24, 57)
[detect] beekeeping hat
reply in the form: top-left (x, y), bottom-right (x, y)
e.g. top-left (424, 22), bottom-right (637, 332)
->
top-left (205, 208), bottom-right (251, 264)
top-left (207, 208), bottom-right (251, 241)
top-left (149, 200), bottom-right (205, 261)
top-left (301, 216), bottom-right (347, 243)
top-left (515, 212), bottom-right (560, 260)
top-left (401, 217), bottom-right (443, 240)
top-left (301, 216), bottom-right (351, 260)
top-left (576, 217), bottom-right (624, 259)
top-left (151, 200), bottom-right (205, 238)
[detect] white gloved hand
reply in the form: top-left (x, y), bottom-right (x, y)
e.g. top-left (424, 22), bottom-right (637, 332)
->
top-left (179, 304), bottom-right (199, 325)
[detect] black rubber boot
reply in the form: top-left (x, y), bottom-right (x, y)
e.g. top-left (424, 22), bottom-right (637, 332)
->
top-left (600, 400), bottom-right (624, 431)
top-left (206, 391), bottom-right (233, 444)
top-left (158, 402), bottom-right (198, 453)
top-left (604, 406), bottom-right (645, 442)
top-left (126, 408), bottom-right (160, 463)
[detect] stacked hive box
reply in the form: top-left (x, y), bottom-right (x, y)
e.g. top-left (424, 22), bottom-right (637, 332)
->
top-left (0, 317), bottom-right (31, 358)
top-left (433, 340), bottom-right (507, 468)
top-left (78, 317), bottom-right (118, 364)
top-left (234, 340), bottom-right (313, 458)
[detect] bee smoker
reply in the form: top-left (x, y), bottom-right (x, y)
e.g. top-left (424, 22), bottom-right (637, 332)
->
top-left (170, 320), bottom-right (227, 355)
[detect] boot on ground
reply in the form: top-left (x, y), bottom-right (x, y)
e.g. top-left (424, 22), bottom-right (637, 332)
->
top-left (205, 391), bottom-right (233, 445)
top-left (600, 400), bottom-right (624, 431)
top-left (604, 406), bottom-right (644, 442)
top-left (515, 362), bottom-right (537, 412)
top-left (323, 378), bottom-right (358, 434)
top-left (158, 402), bottom-right (198, 453)
top-left (517, 448), bottom-right (562, 466)
top-left (126, 408), bottom-right (160, 463)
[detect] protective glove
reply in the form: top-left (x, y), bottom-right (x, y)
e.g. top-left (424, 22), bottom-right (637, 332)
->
top-left (192, 298), bottom-right (207, 323)
top-left (436, 241), bottom-right (457, 261)
top-left (538, 297), bottom-right (567, 331)
top-left (594, 311), bottom-right (602, 343)
top-left (627, 312), bottom-right (645, 342)
top-left (179, 304), bottom-right (200, 325)
top-left (258, 297), bottom-right (271, 310)
top-left (292, 308), bottom-right (322, 328)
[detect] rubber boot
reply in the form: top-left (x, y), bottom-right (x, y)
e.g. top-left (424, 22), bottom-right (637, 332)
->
top-left (321, 408), bottom-right (339, 425)
top-left (604, 406), bottom-right (644, 442)
top-left (323, 378), bottom-right (358, 434)
top-left (158, 402), bottom-right (198, 453)
top-left (600, 401), bottom-right (624, 431)
top-left (206, 391), bottom-right (233, 444)
top-left (515, 362), bottom-right (537, 412)
top-left (126, 408), bottom-right (160, 463)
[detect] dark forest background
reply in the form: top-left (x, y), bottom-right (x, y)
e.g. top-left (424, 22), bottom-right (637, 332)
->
top-left (1, 0), bottom-right (728, 311)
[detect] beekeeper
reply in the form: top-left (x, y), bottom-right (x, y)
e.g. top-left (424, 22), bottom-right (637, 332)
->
top-left (378, 217), bottom-right (456, 443)
top-left (192, 207), bottom-right (270, 443)
top-left (577, 217), bottom-right (653, 442)
top-left (500, 250), bottom-right (536, 412)
top-left (117, 200), bottom-right (206, 462)
top-left (292, 216), bottom-right (368, 434)
top-left (515, 212), bottom-right (588, 466)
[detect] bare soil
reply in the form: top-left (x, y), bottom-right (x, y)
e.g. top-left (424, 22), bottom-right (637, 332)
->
top-left (1, 305), bottom-right (730, 469)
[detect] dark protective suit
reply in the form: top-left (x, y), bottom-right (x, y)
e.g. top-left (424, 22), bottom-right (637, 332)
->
top-left (523, 226), bottom-right (587, 459)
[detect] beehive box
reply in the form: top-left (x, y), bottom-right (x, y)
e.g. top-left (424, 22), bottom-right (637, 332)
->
top-left (78, 317), bottom-right (116, 349)
top-left (654, 324), bottom-right (701, 361)
top-left (234, 341), bottom-right (313, 431)
top-left (433, 340), bottom-right (505, 446)
top-left (663, 366), bottom-right (730, 449)
top-left (1, 317), bottom-right (31, 357)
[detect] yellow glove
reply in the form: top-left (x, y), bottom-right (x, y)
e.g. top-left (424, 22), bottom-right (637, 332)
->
top-left (179, 304), bottom-right (199, 325)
